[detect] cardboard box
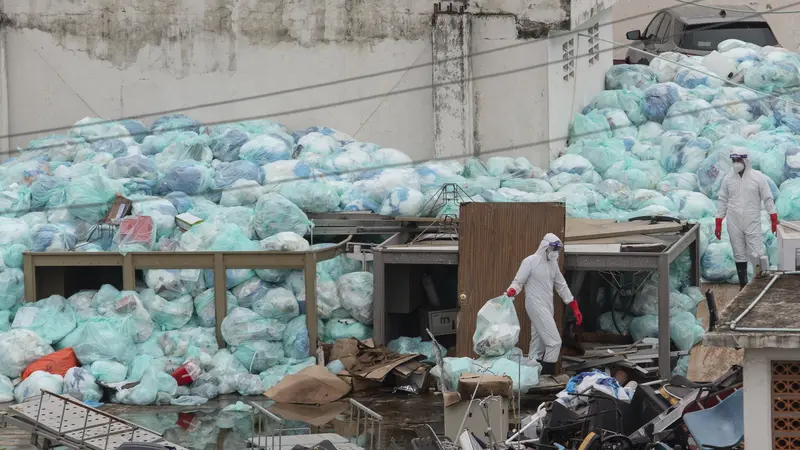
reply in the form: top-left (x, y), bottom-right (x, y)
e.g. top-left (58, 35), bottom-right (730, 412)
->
top-left (428, 309), bottom-right (457, 336)
top-left (175, 213), bottom-right (204, 231)
top-left (103, 195), bottom-right (132, 224)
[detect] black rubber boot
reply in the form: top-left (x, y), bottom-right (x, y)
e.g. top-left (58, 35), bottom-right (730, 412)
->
top-left (736, 262), bottom-right (748, 290)
top-left (541, 362), bottom-right (556, 376)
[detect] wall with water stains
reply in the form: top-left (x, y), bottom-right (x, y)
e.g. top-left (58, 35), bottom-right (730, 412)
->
top-left (0, 0), bottom-right (591, 164)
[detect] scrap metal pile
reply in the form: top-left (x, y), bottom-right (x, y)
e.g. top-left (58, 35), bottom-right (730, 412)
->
top-left (426, 366), bottom-right (743, 450)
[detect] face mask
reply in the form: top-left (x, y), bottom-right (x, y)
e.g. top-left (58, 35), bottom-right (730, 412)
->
top-left (547, 250), bottom-right (559, 261)
top-left (733, 162), bottom-right (745, 172)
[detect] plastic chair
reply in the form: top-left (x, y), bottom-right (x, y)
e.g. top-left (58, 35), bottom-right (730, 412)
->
top-left (682, 388), bottom-right (744, 449)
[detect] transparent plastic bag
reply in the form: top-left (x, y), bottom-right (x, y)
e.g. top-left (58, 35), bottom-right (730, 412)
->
top-left (0, 329), bottom-right (54, 378)
top-left (659, 131), bottom-right (712, 174)
top-left (324, 318), bottom-right (372, 343)
top-left (233, 340), bottom-right (285, 373)
top-left (259, 357), bottom-right (316, 391)
top-left (569, 110), bottom-right (611, 143)
top-left (670, 311), bottom-right (705, 351)
top-left (282, 315), bottom-right (324, 360)
top-left (132, 197), bottom-right (178, 240)
top-left (585, 89), bottom-right (647, 125)
top-left (158, 161), bottom-right (214, 195)
top-left (194, 289), bottom-right (238, 328)
top-left (57, 317), bottom-right (136, 365)
top-left (477, 357), bottom-right (540, 394)
top-left (337, 272), bottom-right (373, 325)
top-left (232, 277), bottom-right (270, 309)
top-left (221, 307), bottom-right (286, 346)
top-left (255, 232), bottom-right (311, 283)
top-left (210, 128), bottom-right (249, 162)
top-left (15, 371), bottom-right (63, 403)
top-left (277, 179), bottom-right (340, 214)
top-left (31, 224), bottom-right (77, 252)
top-left (107, 155), bottom-right (158, 180)
top-left (252, 288), bottom-right (300, 323)
top-left (144, 269), bottom-right (201, 300)
top-left (11, 295), bottom-right (77, 344)
top-left (212, 160), bottom-right (263, 193)
top-left (701, 241), bottom-right (737, 282)
top-left (254, 193), bottom-right (313, 239)
top-left (140, 290), bottom-right (194, 331)
top-left (564, 139), bottom-right (626, 174)
top-left (387, 337), bottom-right (447, 362)
top-left (597, 311), bottom-right (634, 335)
top-left (473, 295), bottom-right (520, 357)
top-left (63, 367), bottom-right (103, 402)
top-left (90, 360), bottom-right (128, 383)
top-left (239, 133), bottom-right (294, 165)
top-left (378, 187), bottom-right (424, 216)
top-left (629, 315), bottom-right (659, 341)
top-left (605, 64), bottom-right (659, 90)
top-left (65, 175), bottom-right (121, 223)
top-left (112, 216), bottom-right (156, 253)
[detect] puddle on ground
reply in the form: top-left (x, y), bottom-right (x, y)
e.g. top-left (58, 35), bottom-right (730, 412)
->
top-left (114, 393), bottom-right (448, 450)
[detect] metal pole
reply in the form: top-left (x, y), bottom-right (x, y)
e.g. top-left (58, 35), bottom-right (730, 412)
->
top-left (730, 273), bottom-right (781, 330)
top-left (657, 255), bottom-right (671, 379)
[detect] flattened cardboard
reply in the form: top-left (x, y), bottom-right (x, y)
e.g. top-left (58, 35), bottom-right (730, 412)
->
top-left (265, 365), bottom-right (351, 405)
top-left (330, 338), bottom-right (360, 362)
top-left (455, 374), bottom-right (513, 401)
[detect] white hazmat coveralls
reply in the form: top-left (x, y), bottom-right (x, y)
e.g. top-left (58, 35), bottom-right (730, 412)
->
top-left (716, 159), bottom-right (776, 268)
top-left (507, 233), bottom-right (575, 363)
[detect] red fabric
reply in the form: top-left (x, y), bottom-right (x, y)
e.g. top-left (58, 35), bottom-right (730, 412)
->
top-left (506, 288), bottom-right (517, 298)
top-left (771, 213), bottom-right (779, 234)
top-left (21, 347), bottom-right (79, 381)
top-left (715, 218), bottom-right (723, 240)
top-left (569, 300), bottom-right (583, 326)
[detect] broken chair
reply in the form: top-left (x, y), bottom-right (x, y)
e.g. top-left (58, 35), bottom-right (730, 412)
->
top-left (681, 389), bottom-right (744, 450)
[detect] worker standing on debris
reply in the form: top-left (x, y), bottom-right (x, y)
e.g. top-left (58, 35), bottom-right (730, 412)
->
top-left (715, 151), bottom-right (778, 290)
top-left (505, 233), bottom-right (582, 375)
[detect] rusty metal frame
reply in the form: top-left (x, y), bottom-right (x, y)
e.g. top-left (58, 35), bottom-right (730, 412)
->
top-left (22, 236), bottom-right (352, 354)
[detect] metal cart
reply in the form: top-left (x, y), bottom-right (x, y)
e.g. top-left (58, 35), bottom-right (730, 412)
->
top-left (0, 390), bottom-right (188, 450)
top-left (247, 399), bottom-right (383, 450)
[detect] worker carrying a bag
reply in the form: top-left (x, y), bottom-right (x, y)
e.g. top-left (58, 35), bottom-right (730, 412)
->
top-left (505, 233), bottom-right (582, 376)
top-left (715, 150), bottom-right (778, 289)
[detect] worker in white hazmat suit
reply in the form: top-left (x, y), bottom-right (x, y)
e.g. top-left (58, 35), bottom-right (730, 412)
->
top-left (505, 233), bottom-right (582, 375)
top-left (715, 151), bottom-right (778, 290)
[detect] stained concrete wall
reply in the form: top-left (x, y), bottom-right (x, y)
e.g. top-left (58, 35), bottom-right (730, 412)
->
top-left (612, 0), bottom-right (800, 61)
top-left (0, 0), bottom-right (607, 168)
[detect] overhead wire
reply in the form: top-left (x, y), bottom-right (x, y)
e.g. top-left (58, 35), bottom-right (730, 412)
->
top-left (0, 0), bottom-right (729, 142)
top-left (671, 0), bottom-right (800, 15)
top-left (1, 0), bottom-right (797, 159)
top-left (6, 88), bottom-right (797, 217)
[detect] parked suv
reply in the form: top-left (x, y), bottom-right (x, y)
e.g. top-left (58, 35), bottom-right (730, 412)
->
top-left (624, 4), bottom-right (779, 64)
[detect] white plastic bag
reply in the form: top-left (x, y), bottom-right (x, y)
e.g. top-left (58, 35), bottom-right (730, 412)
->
top-left (472, 295), bottom-right (520, 357)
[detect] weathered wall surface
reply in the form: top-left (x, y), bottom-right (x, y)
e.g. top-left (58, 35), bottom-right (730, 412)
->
top-left (0, 0), bottom-right (581, 165)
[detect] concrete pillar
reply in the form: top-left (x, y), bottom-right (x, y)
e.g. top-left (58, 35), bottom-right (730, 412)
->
top-left (0, 28), bottom-right (9, 153)
top-left (743, 348), bottom-right (772, 448)
top-left (432, 6), bottom-right (474, 159)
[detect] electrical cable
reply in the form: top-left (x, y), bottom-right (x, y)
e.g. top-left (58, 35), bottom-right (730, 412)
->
top-left (0, 0), bottom-right (772, 143)
top-left (2, 87), bottom-right (793, 216)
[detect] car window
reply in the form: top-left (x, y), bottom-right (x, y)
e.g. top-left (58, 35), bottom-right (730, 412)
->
top-left (656, 15), bottom-right (672, 42)
top-left (680, 22), bottom-right (779, 51)
top-left (643, 13), bottom-right (664, 40)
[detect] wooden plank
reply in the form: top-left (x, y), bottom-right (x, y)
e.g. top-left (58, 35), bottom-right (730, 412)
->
top-left (456, 202), bottom-right (566, 361)
top-left (566, 355), bottom-right (625, 372)
top-left (305, 255), bottom-right (319, 357)
top-left (566, 219), bottom-right (683, 241)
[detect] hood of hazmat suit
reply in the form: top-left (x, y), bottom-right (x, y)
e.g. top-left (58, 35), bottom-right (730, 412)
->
top-left (508, 233), bottom-right (574, 363)
top-left (715, 151), bottom-right (776, 264)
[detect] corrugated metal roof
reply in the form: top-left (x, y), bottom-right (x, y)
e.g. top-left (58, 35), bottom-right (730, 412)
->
top-left (666, 4), bottom-right (768, 24)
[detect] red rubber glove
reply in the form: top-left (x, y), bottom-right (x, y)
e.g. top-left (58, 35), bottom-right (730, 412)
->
top-left (715, 218), bottom-right (723, 240)
top-left (569, 300), bottom-right (583, 326)
top-left (771, 213), bottom-right (779, 234)
top-left (506, 288), bottom-right (517, 298)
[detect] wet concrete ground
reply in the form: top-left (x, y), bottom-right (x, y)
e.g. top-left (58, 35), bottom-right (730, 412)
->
top-left (0, 389), bottom-right (555, 450)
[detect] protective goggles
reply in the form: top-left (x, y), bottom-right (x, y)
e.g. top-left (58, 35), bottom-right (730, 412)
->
top-left (729, 153), bottom-right (748, 160)
top-left (547, 241), bottom-right (564, 249)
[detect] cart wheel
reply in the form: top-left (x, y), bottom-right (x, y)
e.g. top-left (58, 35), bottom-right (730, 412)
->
top-left (600, 434), bottom-right (633, 450)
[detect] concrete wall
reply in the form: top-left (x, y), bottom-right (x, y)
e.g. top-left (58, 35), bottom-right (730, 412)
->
top-left (612, 0), bottom-right (800, 60)
top-left (742, 347), bottom-right (800, 448)
top-left (0, 0), bottom-right (598, 169)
